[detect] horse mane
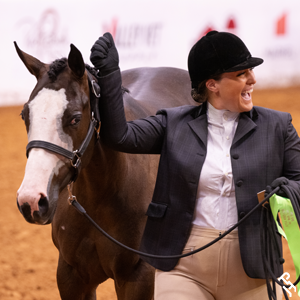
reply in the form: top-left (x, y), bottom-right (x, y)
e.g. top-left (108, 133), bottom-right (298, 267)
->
top-left (47, 59), bottom-right (130, 94)
top-left (48, 58), bottom-right (67, 82)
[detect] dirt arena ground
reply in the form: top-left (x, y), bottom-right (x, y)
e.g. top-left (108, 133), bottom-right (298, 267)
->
top-left (1, 87), bottom-right (300, 299)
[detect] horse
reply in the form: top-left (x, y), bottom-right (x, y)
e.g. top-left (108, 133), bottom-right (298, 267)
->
top-left (15, 42), bottom-right (195, 300)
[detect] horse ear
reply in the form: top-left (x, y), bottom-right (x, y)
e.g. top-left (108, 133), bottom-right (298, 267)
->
top-left (14, 41), bottom-right (46, 79)
top-left (68, 44), bottom-right (85, 78)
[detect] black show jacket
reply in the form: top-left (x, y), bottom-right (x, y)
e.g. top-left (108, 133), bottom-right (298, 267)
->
top-left (98, 70), bottom-right (300, 277)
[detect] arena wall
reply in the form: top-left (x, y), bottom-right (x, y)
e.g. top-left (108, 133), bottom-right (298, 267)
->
top-left (1, 0), bottom-right (300, 106)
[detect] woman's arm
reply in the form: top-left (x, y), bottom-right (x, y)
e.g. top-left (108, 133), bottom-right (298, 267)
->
top-left (98, 70), bottom-right (166, 153)
top-left (90, 33), bottom-right (165, 154)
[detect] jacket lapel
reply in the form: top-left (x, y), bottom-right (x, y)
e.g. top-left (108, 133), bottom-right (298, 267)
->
top-left (187, 102), bottom-right (208, 148)
top-left (187, 103), bottom-right (258, 148)
top-left (232, 109), bottom-right (258, 146)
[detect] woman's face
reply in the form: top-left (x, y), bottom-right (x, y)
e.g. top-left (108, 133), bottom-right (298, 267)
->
top-left (207, 68), bottom-right (256, 112)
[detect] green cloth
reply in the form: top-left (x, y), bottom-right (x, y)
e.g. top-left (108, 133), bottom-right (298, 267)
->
top-left (269, 194), bottom-right (300, 296)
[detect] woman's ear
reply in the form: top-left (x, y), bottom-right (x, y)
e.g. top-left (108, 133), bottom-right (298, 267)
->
top-left (206, 79), bottom-right (218, 92)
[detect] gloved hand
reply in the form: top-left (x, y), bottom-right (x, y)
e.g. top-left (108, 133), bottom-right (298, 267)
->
top-left (90, 32), bottom-right (119, 76)
top-left (265, 177), bottom-right (299, 198)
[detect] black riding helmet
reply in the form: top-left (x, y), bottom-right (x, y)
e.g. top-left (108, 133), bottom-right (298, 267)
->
top-left (188, 30), bottom-right (264, 89)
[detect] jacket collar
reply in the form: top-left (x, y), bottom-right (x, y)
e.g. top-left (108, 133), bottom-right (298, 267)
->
top-left (189, 101), bottom-right (258, 147)
top-left (232, 109), bottom-right (257, 146)
top-left (193, 101), bottom-right (258, 120)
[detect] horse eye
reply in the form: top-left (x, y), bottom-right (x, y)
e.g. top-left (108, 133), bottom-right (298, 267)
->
top-left (70, 115), bottom-right (81, 126)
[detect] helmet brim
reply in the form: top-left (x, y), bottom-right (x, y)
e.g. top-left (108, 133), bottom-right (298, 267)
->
top-left (224, 57), bottom-right (264, 73)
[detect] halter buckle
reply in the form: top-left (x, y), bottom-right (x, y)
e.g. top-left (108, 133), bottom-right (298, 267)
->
top-left (92, 113), bottom-right (101, 140)
top-left (91, 80), bottom-right (101, 98)
top-left (71, 150), bottom-right (81, 168)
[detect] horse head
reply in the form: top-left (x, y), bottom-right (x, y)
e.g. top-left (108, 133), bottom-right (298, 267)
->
top-left (15, 42), bottom-right (98, 225)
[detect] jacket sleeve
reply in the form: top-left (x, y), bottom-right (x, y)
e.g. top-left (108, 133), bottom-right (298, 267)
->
top-left (283, 113), bottom-right (300, 183)
top-left (97, 69), bottom-right (166, 154)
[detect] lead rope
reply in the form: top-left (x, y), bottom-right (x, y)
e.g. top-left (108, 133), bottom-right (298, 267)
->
top-left (67, 183), bottom-right (300, 299)
top-left (66, 185), bottom-right (279, 259)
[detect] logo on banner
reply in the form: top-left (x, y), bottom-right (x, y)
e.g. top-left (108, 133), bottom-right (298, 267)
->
top-left (15, 9), bottom-right (69, 62)
top-left (266, 12), bottom-right (292, 58)
top-left (276, 13), bottom-right (287, 35)
top-left (197, 17), bottom-right (237, 41)
top-left (102, 18), bottom-right (163, 65)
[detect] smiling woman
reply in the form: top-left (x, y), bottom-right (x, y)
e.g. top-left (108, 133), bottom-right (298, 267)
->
top-left (206, 68), bottom-right (256, 112)
top-left (89, 30), bottom-right (300, 300)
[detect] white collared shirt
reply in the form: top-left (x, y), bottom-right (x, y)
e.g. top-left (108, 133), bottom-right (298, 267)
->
top-left (192, 102), bottom-right (240, 231)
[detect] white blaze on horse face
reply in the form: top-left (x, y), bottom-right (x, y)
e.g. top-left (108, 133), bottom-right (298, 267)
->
top-left (17, 88), bottom-right (73, 216)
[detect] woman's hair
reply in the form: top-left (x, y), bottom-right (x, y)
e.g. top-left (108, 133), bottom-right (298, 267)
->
top-left (191, 73), bottom-right (223, 103)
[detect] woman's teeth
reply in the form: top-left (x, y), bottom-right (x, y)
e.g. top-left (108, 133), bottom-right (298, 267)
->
top-left (241, 88), bottom-right (253, 101)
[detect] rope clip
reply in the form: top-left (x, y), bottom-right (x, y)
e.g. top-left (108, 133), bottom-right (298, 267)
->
top-left (67, 182), bottom-right (77, 205)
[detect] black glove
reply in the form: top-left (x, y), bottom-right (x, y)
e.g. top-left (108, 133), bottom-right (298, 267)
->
top-left (90, 32), bottom-right (119, 76)
top-left (265, 177), bottom-right (299, 198)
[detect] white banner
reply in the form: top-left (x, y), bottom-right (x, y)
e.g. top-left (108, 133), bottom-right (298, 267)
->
top-left (1, 0), bottom-right (300, 106)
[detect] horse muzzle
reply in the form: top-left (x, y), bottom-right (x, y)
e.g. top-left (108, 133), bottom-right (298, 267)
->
top-left (17, 196), bottom-right (52, 225)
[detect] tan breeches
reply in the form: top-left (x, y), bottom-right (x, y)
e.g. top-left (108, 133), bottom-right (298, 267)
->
top-left (155, 225), bottom-right (282, 300)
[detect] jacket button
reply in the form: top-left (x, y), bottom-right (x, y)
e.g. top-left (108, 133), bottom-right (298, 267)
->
top-left (232, 154), bottom-right (239, 159)
top-left (236, 180), bottom-right (243, 187)
top-left (240, 212), bottom-right (246, 218)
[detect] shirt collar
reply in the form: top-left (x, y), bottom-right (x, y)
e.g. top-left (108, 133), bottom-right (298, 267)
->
top-left (207, 102), bottom-right (239, 124)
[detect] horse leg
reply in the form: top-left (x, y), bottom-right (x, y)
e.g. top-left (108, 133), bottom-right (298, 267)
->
top-left (115, 259), bottom-right (154, 300)
top-left (56, 254), bottom-right (103, 300)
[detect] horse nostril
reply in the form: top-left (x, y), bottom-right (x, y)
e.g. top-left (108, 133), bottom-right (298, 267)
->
top-left (16, 197), bottom-right (21, 212)
top-left (38, 196), bottom-right (49, 215)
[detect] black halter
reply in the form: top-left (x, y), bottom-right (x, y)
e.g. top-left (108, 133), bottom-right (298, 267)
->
top-left (25, 69), bottom-right (101, 183)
